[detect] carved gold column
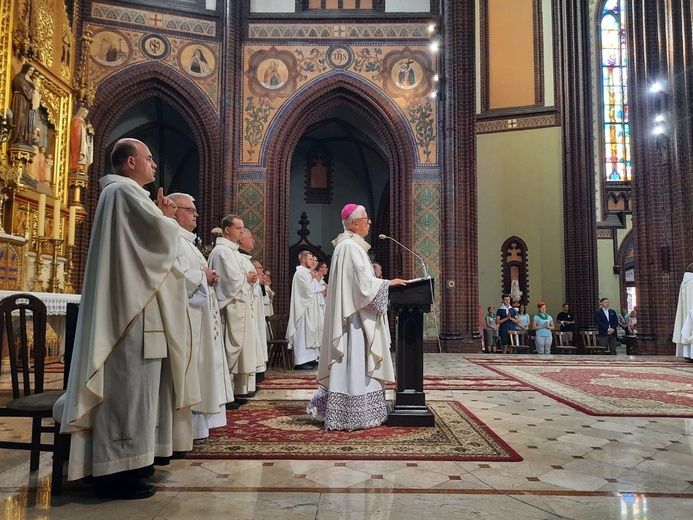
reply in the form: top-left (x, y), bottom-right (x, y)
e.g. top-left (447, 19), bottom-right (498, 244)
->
top-left (32, 236), bottom-right (49, 292)
top-left (0, 147), bottom-right (33, 232)
top-left (74, 30), bottom-right (95, 106)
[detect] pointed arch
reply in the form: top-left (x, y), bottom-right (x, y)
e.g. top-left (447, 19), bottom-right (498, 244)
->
top-left (501, 236), bottom-right (529, 305)
top-left (263, 72), bottom-right (416, 313)
top-left (74, 63), bottom-right (223, 288)
top-left (615, 229), bottom-right (635, 309)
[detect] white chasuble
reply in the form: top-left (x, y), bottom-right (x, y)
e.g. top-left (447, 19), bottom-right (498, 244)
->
top-left (57, 175), bottom-right (194, 480)
top-left (307, 232), bottom-right (394, 431)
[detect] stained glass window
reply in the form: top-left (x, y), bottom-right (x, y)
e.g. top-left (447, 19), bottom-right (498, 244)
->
top-left (600, 0), bottom-right (630, 182)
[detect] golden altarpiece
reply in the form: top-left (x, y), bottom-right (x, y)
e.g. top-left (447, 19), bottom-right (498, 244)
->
top-left (0, 0), bottom-right (96, 294)
top-left (0, 0), bottom-right (94, 361)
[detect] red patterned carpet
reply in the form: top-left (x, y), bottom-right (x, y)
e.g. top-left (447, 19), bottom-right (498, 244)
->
top-left (190, 400), bottom-right (521, 462)
top-left (468, 355), bottom-right (689, 367)
top-left (262, 373), bottom-right (531, 391)
top-left (474, 360), bottom-right (693, 417)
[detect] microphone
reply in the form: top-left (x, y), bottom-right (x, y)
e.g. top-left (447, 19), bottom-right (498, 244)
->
top-left (379, 234), bottom-right (429, 279)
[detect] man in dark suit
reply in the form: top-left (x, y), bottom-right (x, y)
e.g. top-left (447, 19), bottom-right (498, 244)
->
top-left (595, 297), bottom-right (619, 354)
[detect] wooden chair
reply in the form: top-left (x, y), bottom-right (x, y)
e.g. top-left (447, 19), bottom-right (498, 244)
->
top-left (552, 331), bottom-right (577, 354)
top-left (580, 330), bottom-right (607, 354)
top-left (266, 314), bottom-right (292, 372)
top-left (0, 294), bottom-right (72, 496)
top-left (508, 330), bottom-right (532, 354)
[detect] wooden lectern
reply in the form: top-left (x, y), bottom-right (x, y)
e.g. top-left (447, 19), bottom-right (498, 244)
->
top-left (387, 277), bottom-right (435, 427)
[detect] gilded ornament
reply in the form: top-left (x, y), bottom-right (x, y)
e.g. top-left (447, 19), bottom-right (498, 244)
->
top-left (37, 0), bottom-right (55, 68)
top-left (0, 0), bottom-right (12, 108)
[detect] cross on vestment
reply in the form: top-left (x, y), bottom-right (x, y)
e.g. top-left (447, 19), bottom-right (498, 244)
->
top-left (113, 431), bottom-right (133, 449)
top-left (151, 14), bottom-right (163, 26)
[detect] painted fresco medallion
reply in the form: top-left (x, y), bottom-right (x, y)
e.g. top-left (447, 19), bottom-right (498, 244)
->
top-left (381, 47), bottom-right (435, 100)
top-left (392, 58), bottom-right (422, 90)
top-left (140, 34), bottom-right (171, 60)
top-left (180, 43), bottom-right (216, 78)
top-left (326, 44), bottom-right (353, 69)
top-left (245, 47), bottom-right (300, 100)
top-left (257, 59), bottom-right (288, 89)
top-left (91, 30), bottom-right (130, 66)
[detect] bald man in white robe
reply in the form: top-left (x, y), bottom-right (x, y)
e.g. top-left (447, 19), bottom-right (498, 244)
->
top-left (56, 139), bottom-right (196, 499)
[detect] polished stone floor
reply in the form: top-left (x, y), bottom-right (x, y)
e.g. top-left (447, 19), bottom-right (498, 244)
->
top-left (1, 353), bottom-right (693, 519)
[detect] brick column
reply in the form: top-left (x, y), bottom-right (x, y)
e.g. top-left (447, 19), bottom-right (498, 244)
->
top-left (222, 0), bottom-right (243, 215)
top-left (628, 0), bottom-right (693, 352)
top-left (439, 0), bottom-right (478, 341)
top-left (552, 0), bottom-right (599, 331)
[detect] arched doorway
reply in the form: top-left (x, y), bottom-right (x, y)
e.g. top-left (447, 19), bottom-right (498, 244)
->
top-left (616, 230), bottom-right (636, 311)
top-left (103, 98), bottom-right (199, 200)
top-left (76, 63), bottom-right (222, 289)
top-left (288, 113), bottom-right (391, 273)
top-left (263, 72), bottom-right (415, 314)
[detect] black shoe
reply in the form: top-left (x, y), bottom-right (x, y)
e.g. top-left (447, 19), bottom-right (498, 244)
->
top-left (233, 397), bottom-right (248, 405)
top-left (95, 480), bottom-right (156, 500)
top-left (171, 451), bottom-right (188, 460)
top-left (255, 372), bottom-right (265, 383)
top-left (293, 363), bottom-right (314, 370)
top-left (153, 456), bottom-right (170, 466)
top-left (235, 391), bottom-right (256, 398)
top-left (225, 401), bottom-right (241, 410)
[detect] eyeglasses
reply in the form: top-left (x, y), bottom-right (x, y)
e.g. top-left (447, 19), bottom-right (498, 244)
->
top-left (177, 207), bottom-right (198, 214)
top-left (353, 217), bottom-right (371, 222)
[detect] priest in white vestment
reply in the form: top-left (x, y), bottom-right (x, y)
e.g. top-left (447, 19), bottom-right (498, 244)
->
top-left (208, 215), bottom-right (261, 398)
top-left (56, 139), bottom-right (196, 499)
top-left (315, 261), bottom-right (329, 346)
top-left (170, 193), bottom-right (234, 439)
top-left (262, 269), bottom-right (275, 317)
top-left (307, 204), bottom-right (407, 431)
top-left (674, 263), bottom-right (693, 361)
top-left (238, 229), bottom-right (268, 384)
top-left (287, 251), bottom-right (323, 369)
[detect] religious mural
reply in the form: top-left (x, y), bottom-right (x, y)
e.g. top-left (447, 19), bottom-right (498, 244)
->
top-left (92, 30), bottom-right (130, 66)
top-left (85, 23), bottom-right (221, 113)
top-left (241, 43), bottom-right (438, 167)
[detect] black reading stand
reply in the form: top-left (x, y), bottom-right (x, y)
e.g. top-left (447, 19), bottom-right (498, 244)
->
top-left (386, 277), bottom-right (435, 427)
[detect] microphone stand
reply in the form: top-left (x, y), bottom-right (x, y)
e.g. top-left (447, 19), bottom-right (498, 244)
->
top-left (379, 234), bottom-right (429, 279)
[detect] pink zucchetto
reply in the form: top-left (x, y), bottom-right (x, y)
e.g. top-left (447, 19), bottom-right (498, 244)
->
top-left (341, 203), bottom-right (359, 220)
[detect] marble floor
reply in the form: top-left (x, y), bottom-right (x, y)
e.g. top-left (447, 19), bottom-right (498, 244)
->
top-left (2, 353), bottom-right (693, 519)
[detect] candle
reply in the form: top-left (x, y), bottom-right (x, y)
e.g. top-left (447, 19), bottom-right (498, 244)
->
top-left (52, 199), bottom-right (61, 239)
top-left (68, 206), bottom-right (76, 246)
top-left (37, 194), bottom-right (46, 236)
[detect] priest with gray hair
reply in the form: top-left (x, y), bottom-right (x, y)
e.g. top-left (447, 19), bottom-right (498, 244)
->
top-left (169, 193), bottom-right (234, 439)
top-left (307, 203), bottom-right (407, 431)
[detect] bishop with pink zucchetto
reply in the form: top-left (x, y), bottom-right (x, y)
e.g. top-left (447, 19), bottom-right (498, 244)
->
top-left (307, 204), bottom-right (408, 431)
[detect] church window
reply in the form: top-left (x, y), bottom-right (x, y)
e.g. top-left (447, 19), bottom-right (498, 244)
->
top-left (599, 0), bottom-right (631, 182)
top-left (307, 0), bottom-right (374, 8)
